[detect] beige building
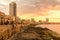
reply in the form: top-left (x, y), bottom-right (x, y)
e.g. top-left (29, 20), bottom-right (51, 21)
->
top-left (9, 2), bottom-right (17, 17)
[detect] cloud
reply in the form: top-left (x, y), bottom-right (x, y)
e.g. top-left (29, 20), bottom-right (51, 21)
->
top-left (0, 0), bottom-right (60, 16)
top-left (17, 0), bottom-right (60, 16)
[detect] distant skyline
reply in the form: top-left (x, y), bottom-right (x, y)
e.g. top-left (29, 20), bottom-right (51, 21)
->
top-left (0, 0), bottom-right (60, 22)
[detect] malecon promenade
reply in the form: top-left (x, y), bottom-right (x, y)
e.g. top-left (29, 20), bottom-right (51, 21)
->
top-left (0, 2), bottom-right (34, 40)
top-left (0, 21), bottom-right (31, 40)
top-left (0, 10), bottom-right (31, 40)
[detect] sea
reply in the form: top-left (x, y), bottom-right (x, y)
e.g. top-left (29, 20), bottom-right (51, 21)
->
top-left (35, 24), bottom-right (60, 34)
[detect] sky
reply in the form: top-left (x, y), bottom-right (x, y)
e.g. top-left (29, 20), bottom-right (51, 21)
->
top-left (0, 0), bottom-right (60, 22)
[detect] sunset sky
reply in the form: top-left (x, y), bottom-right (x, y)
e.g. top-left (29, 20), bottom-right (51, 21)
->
top-left (0, 0), bottom-right (60, 22)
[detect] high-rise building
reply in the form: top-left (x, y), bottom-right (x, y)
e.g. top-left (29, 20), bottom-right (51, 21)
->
top-left (9, 2), bottom-right (17, 17)
top-left (31, 18), bottom-right (36, 23)
top-left (46, 18), bottom-right (49, 22)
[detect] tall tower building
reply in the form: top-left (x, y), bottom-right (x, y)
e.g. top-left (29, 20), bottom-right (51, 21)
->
top-left (46, 18), bottom-right (49, 22)
top-left (9, 2), bottom-right (17, 17)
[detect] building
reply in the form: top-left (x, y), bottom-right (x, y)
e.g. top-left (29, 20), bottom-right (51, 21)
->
top-left (38, 20), bottom-right (42, 23)
top-left (31, 18), bottom-right (36, 24)
top-left (46, 18), bottom-right (49, 22)
top-left (0, 11), bottom-right (5, 24)
top-left (9, 2), bottom-right (17, 17)
top-left (9, 2), bottom-right (17, 22)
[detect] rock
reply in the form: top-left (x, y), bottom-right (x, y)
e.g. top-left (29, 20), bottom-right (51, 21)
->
top-left (8, 24), bottom-right (60, 40)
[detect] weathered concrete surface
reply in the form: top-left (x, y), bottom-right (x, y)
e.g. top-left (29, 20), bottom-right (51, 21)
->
top-left (0, 25), bottom-right (22, 40)
top-left (0, 25), bottom-right (12, 40)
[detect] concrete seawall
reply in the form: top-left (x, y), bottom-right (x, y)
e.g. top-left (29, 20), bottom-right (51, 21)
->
top-left (0, 25), bottom-right (22, 40)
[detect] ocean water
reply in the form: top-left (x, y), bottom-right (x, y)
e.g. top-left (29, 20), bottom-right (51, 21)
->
top-left (36, 24), bottom-right (60, 34)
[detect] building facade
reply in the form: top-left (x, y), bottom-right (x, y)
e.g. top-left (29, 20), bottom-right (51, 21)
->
top-left (9, 2), bottom-right (17, 17)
